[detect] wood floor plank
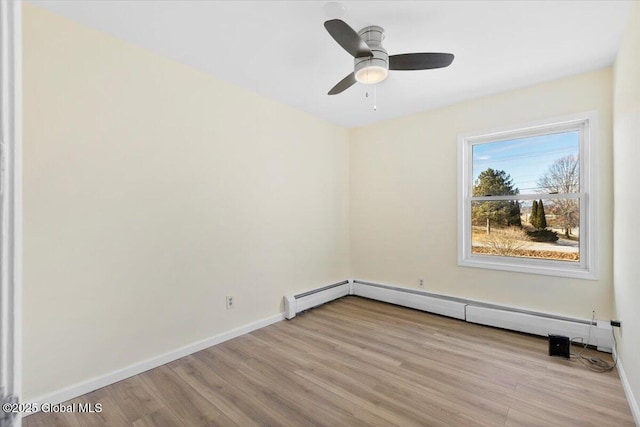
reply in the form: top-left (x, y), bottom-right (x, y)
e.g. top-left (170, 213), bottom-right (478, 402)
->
top-left (131, 407), bottom-right (186, 427)
top-left (72, 387), bottom-right (133, 427)
top-left (274, 312), bottom-right (512, 424)
top-left (22, 411), bottom-right (81, 427)
top-left (231, 334), bottom-right (416, 427)
top-left (22, 296), bottom-right (635, 426)
top-left (253, 320), bottom-right (507, 426)
top-left (171, 354), bottom-right (279, 427)
top-left (140, 364), bottom-right (229, 426)
top-left (103, 375), bottom-right (166, 424)
top-left (193, 348), bottom-right (323, 427)
top-left (505, 407), bottom-right (566, 427)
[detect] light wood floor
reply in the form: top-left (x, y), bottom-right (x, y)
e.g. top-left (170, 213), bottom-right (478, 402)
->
top-left (24, 296), bottom-right (634, 426)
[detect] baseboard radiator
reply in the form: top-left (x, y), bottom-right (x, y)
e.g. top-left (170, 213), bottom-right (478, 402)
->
top-left (465, 305), bottom-right (613, 352)
top-left (285, 279), bottom-right (614, 352)
top-left (352, 280), bottom-right (467, 320)
top-left (284, 280), bottom-right (350, 319)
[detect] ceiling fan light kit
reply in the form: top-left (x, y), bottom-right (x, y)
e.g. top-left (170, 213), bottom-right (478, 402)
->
top-left (354, 26), bottom-right (388, 84)
top-left (324, 19), bottom-right (455, 95)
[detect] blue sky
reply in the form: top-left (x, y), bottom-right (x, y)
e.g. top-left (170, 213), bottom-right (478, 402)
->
top-left (473, 131), bottom-right (579, 195)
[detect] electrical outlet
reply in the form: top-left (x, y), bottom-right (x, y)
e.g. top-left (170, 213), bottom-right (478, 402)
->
top-left (226, 296), bottom-right (234, 309)
top-left (419, 278), bottom-right (424, 288)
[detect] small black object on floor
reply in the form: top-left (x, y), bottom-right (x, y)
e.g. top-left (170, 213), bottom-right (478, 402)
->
top-left (549, 334), bottom-right (570, 359)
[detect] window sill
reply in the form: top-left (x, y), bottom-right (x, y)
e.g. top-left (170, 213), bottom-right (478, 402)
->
top-left (458, 254), bottom-right (598, 280)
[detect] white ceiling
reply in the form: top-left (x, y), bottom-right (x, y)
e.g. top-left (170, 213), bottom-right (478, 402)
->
top-left (30, 1), bottom-right (631, 128)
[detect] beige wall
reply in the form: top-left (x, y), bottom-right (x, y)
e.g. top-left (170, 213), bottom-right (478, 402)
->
top-left (350, 68), bottom-right (613, 319)
top-left (613, 1), bottom-right (640, 419)
top-left (22, 4), bottom-right (349, 400)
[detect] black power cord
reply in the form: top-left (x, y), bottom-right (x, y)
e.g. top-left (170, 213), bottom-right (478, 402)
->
top-left (570, 312), bottom-right (617, 373)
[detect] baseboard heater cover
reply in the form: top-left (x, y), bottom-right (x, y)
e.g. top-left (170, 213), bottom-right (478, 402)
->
top-left (466, 305), bottom-right (614, 352)
top-left (284, 280), bottom-right (350, 319)
top-left (284, 280), bottom-right (614, 352)
top-left (352, 281), bottom-right (467, 320)
top-left (350, 280), bottom-right (614, 353)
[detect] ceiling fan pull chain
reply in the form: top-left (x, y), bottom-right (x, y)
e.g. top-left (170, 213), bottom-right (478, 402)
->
top-left (373, 84), bottom-right (377, 111)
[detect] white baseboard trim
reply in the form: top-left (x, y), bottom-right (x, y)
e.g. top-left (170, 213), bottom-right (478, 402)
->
top-left (615, 350), bottom-right (640, 426)
top-left (24, 312), bottom-right (284, 417)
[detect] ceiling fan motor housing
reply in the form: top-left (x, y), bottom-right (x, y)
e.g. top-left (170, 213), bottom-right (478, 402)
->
top-left (354, 26), bottom-right (389, 84)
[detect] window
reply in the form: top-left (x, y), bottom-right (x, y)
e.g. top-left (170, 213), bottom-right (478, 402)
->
top-left (458, 112), bottom-right (598, 279)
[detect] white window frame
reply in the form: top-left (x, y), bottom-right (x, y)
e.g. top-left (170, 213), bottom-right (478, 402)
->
top-left (457, 111), bottom-right (598, 280)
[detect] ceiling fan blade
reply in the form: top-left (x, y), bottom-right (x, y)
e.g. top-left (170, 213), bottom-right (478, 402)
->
top-left (328, 72), bottom-right (356, 95)
top-left (389, 53), bottom-right (454, 70)
top-left (324, 19), bottom-right (372, 58)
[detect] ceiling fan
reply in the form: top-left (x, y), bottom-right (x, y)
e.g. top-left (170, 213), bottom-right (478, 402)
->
top-left (324, 19), bottom-right (454, 95)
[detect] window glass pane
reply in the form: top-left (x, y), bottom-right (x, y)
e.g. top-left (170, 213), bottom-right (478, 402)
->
top-left (471, 198), bottom-right (579, 262)
top-left (472, 131), bottom-right (580, 195)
